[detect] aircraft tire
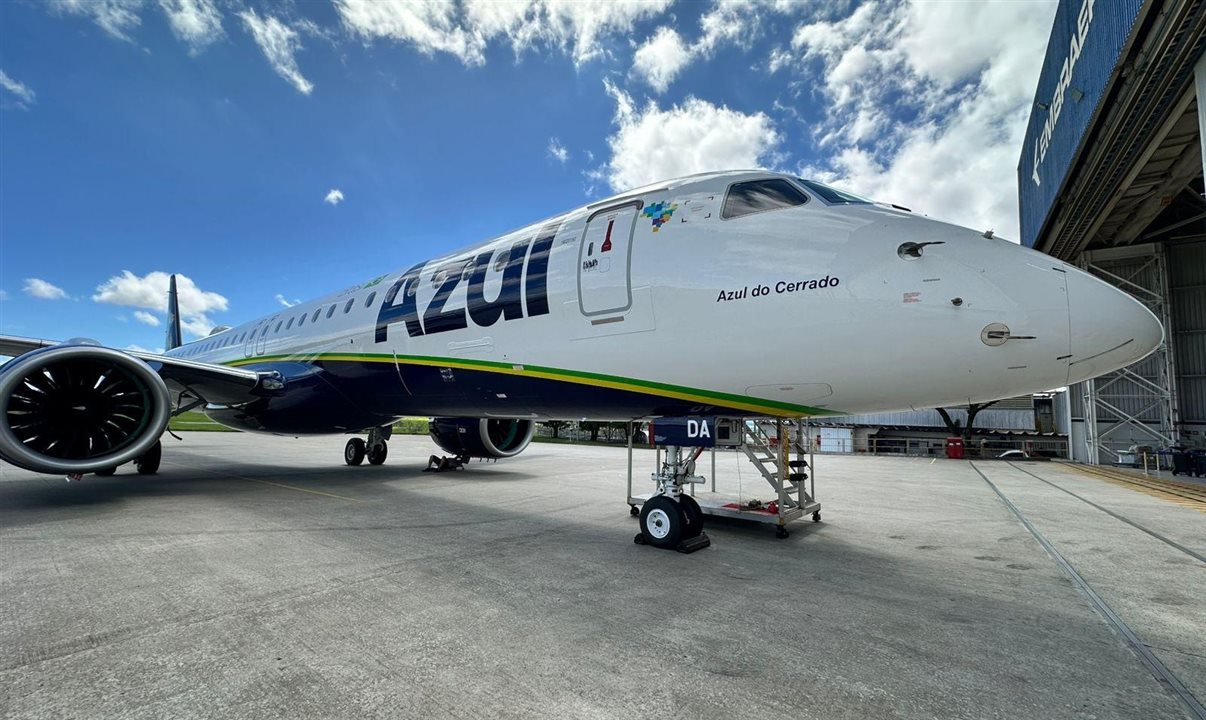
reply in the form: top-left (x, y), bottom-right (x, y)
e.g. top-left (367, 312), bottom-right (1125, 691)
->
top-left (679, 495), bottom-right (704, 538)
top-left (367, 441), bottom-right (388, 466)
top-left (345, 438), bottom-right (366, 466)
top-left (136, 440), bottom-right (161, 475)
top-left (639, 496), bottom-right (683, 549)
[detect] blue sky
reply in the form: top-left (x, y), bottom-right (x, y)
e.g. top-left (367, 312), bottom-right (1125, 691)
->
top-left (0, 0), bottom-right (1057, 352)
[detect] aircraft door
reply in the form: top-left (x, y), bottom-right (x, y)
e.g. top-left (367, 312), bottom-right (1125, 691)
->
top-left (578, 202), bottom-right (638, 317)
top-left (255, 317), bottom-right (274, 356)
top-left (243, 323), bottom-right (259, 359)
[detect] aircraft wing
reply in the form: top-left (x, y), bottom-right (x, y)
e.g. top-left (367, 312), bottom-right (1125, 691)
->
top-left (0, 334), bottom-right (271, 407)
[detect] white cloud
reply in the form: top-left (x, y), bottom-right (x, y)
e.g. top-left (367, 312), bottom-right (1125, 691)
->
top-left (49, 0), bottom-right (144, 41)
top-left (275, 293), bottom-right (300, 308)
top-left (125, 344), bottom-right (165, 354)
top-left (324, 188), bottom-right (345, 205)
top-left (547, 137), bottom-right (569, 164)
top-left (697, 0), bottom-right (758, 54)
top-left (696, 0), bottom-right (805, 56)
top-left (240, 10), bottom-right (313, 95)
top-left (788, 0), bottom-right (1058, 240)
top-left (0, 70), bottom-right (35, 107)
top-left (337, 0), bottom-right (673, 67)
top-left (133, 310), bottom-right (161, 326)
top-left (180, 315), bottom-right (216, 338)
top-left (600, 79), bottom-right (780, 191)
top-left (632, 26), bottom-right (692, 93)
top-left (23, 278), bottom-right (69, 300)
top-left (92, 271), bottom-right (228, 338)
top-left (158, 0), bottom-right (223, 53)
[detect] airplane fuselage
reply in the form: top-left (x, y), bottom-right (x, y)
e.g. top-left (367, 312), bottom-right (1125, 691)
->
top-left (163, 171), bottom-right (1162, 435)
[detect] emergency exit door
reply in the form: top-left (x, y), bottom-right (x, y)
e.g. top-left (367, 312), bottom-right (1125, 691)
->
top-left (578, 201), bottom-right (638, 316)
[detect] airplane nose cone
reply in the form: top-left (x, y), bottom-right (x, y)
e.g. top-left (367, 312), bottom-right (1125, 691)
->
top-left (1066, 268), bottom-right (1164, 383)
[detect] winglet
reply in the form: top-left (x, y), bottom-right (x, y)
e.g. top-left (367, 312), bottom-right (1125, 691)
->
top-left (164, 274), bottom-right (182, 351)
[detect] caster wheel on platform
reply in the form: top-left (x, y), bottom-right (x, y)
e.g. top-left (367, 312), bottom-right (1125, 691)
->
top-left (639, 496), bottom-right (684, 549)
top-left (367, 441), bottom-right (388, 466)
top-left (776, 526), bottom-right (790, 539)
top-left (136, 440), bottom-right (161, 475)
top-left (629, 505), bottom-right (640, 517)
top-left (345, 438), bottom-right (366, 466)
top-left (812, 511), bottom-right (821, 523)
top-left (679, 495), bottom-right (704, 538)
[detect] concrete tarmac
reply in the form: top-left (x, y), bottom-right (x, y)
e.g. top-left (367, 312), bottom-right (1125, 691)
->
top-left (2, 433), bottom-right (1204, 720)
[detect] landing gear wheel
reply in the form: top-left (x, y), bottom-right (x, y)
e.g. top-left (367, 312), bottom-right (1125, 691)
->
top-left (367, 441), bottom-right (388, 466)
top-left (639, 496), bottom-right (684, 549)
top-left (776, 526), bottom-right (790, 539)
top-left (629, 504), bottom-right (640, 517)
top-left (812, 511), bottom-right (821, 523)
top-left (344, 438), bottom-right (366, 466)
top-left (94, 467), bottom-right (116, 477)
top-left (136, 440), bottom-right (161, 476)
top-left (679, 494), bottom-right (704, 538)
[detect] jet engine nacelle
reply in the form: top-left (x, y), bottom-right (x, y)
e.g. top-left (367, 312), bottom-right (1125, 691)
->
top-left (0, 345), bottom-right (171, 474)
top-left (428, 418), bottom-right (535, 460)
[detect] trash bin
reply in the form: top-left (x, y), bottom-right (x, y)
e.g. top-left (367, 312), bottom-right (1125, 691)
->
top-left (945, 437), bottom-right (964, 460)
top-left (1171, 449), bottom-right (1192, 476)
top-left (1192, 451), bottom-right (1206, 478)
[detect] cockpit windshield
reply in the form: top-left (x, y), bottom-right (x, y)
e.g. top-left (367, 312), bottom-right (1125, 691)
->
top-left (795, 178), bottom-right (872, 204)
top-left (721, 179), bottom-right (809, 219)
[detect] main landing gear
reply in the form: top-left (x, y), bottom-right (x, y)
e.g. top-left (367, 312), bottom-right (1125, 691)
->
top-left (69, 439), bottom-right (162, 482)
top-left (345, 426), bottom-right (391, 466)
top-left (633, 445), bottom-right (711, 553)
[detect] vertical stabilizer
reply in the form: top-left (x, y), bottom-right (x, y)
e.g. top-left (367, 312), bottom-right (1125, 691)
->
top-left (164, 274), bottom-right (182, 351)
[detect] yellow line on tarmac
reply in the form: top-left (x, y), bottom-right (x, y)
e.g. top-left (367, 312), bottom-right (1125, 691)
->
top-left (245, 478), bottom-right (364, 502)
top-left (1071, 465), bottom-right (1206, 512)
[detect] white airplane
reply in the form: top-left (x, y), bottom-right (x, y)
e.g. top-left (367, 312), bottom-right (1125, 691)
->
top-left (0, 170), bottom-right (1163, 547)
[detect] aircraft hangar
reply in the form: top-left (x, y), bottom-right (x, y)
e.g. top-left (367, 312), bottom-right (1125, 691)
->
top-left (1020, 0), bottom-right (1206, 463)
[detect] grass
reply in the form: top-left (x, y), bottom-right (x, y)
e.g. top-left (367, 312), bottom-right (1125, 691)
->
top-left (168, 410), bottom-right (237, 432)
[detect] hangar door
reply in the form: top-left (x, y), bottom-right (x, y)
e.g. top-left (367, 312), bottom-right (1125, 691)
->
top-left (577, 201), bottom-right (638, 317)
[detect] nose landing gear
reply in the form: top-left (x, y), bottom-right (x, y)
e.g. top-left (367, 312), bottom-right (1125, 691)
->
top-left (633, 445), bottom-right (711, 553)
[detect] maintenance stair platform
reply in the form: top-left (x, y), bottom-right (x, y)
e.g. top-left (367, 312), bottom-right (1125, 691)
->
top-left (627, 417), bottom-right (821, 539)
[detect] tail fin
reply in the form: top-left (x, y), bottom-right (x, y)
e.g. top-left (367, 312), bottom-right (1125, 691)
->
top-left (164, 274), bottom-right (182, 351)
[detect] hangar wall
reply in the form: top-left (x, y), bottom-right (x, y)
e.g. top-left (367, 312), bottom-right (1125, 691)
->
top-left (1169, 239), bottom-right (1206, 436)
top-left (1019, 0), bottom-right (1147, 248)
top-left (1020, 0), bottom-right (1206, 462)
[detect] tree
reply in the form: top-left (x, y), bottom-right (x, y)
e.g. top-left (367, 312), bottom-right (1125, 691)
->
top-left (580, 421), bottom-right (602, 442)
top-left (936, 401), bottom-right (1000, 444)
top-left (544, 420), bottom-right (566, 439)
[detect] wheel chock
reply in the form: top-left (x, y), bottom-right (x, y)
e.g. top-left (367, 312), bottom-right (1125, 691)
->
top-left (675, 531), bottom-right (711, 553)
top-left (633, 531), bottom-right (711, 553)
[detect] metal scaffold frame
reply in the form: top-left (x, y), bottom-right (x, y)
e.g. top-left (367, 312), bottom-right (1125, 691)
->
top-left (1078, 244), bottom-right (1181, 463)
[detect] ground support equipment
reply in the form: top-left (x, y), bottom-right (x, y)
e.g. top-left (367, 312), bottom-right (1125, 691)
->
top-left (627, 418), bottom-right (820, 542)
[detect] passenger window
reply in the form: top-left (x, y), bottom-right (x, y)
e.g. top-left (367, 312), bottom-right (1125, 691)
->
top-left (275, 321), bottom-right (283, 333)
top-left (286, 317), bottom-right (294, 330)
top-left (365, 291), bottom-right (376, 308)
top-left (311, 308), bottom-right (321, 323)
top-left (344, 298), bottom-right (355, 314)
top-left (326, 304), bottom-right (336, 319)
top-left (261, 326), bottom-right (270, 337)
top-left (721, 179), bottom-right (808, 220)
top-left (298, 313), bottom-right (306, 326)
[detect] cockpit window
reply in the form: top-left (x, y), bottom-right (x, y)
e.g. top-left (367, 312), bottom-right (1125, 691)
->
top-left (721, 179), bottom-right (808, 219)
top-left (795, 178), bottom-right (871, 204)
